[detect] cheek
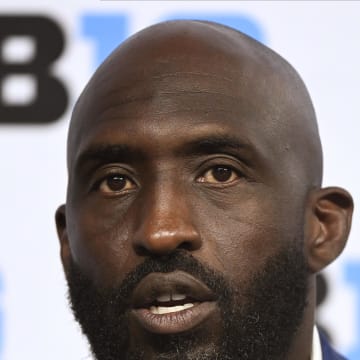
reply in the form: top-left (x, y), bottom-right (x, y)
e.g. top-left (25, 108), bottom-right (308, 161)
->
top-left (194, 188), bottom-right (304, 283)
top-left (67, 198), bottom-right (137, 287)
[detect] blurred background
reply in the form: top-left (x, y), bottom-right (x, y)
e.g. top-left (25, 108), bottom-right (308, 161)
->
top-left (0, 1), bottom-right (359, 359)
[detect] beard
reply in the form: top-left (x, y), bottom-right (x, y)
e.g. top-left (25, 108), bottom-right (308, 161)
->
top-left (66, 241), bottom-right (308, 360)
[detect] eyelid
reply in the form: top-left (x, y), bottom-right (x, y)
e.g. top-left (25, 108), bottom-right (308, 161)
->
top-left (194, 153), bottom-right (254, 185)
top-left (196, 155), bottom-right (245, 173)
top-left (90, 164), bottom-right (139, 192)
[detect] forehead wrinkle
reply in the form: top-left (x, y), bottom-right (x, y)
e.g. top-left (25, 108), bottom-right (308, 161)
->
top-left (94, 70), bottom-right (238, 101)
top-left (75, 72), bottom-right (240, 126)
top-left (94, 89), bottom-right (244, 116)
top-left (77, 81), bottom-right (261, 134)
top-left (150, 71), bottom-right (234, 84)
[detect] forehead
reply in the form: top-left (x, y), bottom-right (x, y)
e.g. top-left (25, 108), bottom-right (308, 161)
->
top-left (72, 68), bottom-right (281, 171)
top-left (68, 23), bottom-right (316, 185)
top-left (71, 43), bottom-right (288, 154)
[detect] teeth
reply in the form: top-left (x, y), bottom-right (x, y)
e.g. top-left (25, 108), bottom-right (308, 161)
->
top-left (156, 293), bottom-right (187, 302)
top-left (156, 294), bottom-right (171, 302)
top-left (150, 303), bottom-right (194, 315)
top-left (172, 293), bottom-right (186, 301)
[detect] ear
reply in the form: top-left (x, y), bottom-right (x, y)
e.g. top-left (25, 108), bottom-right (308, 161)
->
top-left (305, 187), bottom-right (353, 273)
top-left (55, 204), bottom-right (71, 275)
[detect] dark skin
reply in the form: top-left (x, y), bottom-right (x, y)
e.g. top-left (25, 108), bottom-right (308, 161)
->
top-left (56, 21), bottom-right (353, 359)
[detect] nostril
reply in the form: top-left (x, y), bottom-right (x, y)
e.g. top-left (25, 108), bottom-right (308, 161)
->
top-left (133, 244), bottom-right (150, 256)
top-left (133, 236), bottom-right (201, 256)
top-left (133, 241), bottom-right (192, 256)
top-left (179, 241), bottom-right (195, 251)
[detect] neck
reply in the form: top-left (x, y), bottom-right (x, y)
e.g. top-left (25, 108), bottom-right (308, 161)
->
top-left (286, 277), bottom-right (316, 360)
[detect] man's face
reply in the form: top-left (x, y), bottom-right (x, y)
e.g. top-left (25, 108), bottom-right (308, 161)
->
top-left (61, 32), bottom-right (311, 359)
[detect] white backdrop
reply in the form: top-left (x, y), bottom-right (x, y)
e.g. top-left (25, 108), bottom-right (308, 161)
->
top-left (0, 1), bottom-right (359, 359)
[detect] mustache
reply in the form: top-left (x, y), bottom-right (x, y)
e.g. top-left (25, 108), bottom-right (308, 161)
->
top-left (66, 243), bottom-right (308, 360)
top-left (68, 250), bottom-right (231, 309)
top-left (67, 251), bottom-right (234, 360)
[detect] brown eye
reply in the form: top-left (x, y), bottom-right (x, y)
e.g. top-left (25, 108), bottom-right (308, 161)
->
top-left (198, 165), bottom-right (239, 184)
top-left (99, 174), bottom-right (135, 194)
top-left (212, 166), bottom-right (233, 182)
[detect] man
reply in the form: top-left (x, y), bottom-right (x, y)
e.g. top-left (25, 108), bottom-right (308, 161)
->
top-left (55, 20), bottom-right (353, 360)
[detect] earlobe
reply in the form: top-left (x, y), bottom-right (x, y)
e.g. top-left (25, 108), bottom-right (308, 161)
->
top-left (55, 204), bottom-right (71, 275)
top-left (306, 187), bottom-right (353, 273)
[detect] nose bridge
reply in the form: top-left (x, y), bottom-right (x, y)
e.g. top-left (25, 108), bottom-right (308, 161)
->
top-left (132, 174), bottom-right (201, 255)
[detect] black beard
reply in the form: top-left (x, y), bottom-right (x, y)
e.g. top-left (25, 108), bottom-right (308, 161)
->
top-left (66, 242), bottom-right (308, 360)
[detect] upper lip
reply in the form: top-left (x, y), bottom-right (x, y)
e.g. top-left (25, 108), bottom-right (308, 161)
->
top-left (131, 271), bottom-right (217, 309)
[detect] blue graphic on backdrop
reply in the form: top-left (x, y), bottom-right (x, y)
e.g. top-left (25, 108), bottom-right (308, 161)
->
top-left (345, 263), bottom-right (360, 359)
top-left (81, 13), bottom-right (264, 68)
top-left (165, 14), bottom-right (265, 44)
top-left (82, 14), bottom-right (128, 68)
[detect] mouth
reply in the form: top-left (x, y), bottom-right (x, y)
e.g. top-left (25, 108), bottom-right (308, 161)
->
top-left (130, 271), bottom-right (218, 334)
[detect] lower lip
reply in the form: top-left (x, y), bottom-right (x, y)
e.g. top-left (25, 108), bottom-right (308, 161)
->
top-left (132, 301), bottom-right (217, 334)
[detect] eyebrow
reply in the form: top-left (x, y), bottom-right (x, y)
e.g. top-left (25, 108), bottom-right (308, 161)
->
top-left (74, 134), bottom-right (253, 171)
top-left (75, 144), bottom-right (145, 171)
top-left (177, 134), bottom-right (253, 160)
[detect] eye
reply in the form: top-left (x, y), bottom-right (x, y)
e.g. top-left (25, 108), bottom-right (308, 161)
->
top-left (198, 165), bottom-right (239, 184)
top-left (98, 173), bottom-right (136, 194)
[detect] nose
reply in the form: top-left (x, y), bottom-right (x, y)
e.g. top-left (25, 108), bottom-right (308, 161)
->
top-left (132, 182), bottom-right (202, 256)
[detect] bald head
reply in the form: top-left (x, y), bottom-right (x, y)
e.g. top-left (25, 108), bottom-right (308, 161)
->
top-left (69, 20), bottom-right (322, 189)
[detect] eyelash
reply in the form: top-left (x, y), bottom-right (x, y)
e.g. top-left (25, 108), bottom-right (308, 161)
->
top-left (91, 161), bottom-right (246, 195)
